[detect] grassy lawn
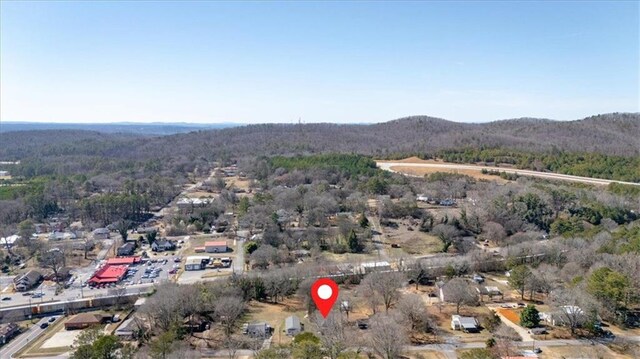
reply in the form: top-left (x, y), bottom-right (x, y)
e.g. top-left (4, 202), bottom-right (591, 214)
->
top-left (16, 317), bottom-right (69, 357)
top-left (244, 298), bottom-right (311, 346)
top-left (539, 344), bottom-right (632, 359)
top-left (426, 304), bottom-right (495, 343)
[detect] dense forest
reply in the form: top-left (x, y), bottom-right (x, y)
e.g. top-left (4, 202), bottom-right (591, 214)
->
top-left (0, 113), bottom-right (638, 230)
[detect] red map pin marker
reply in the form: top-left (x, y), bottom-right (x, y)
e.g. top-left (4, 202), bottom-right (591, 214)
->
top-left (311, 278), bottom-right (339, 318)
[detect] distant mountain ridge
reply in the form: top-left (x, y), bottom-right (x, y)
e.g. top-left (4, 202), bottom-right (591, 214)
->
top-left (0, 121), bottom-right (242, 135)
top-left (1, 113), bottom-right (638, 162)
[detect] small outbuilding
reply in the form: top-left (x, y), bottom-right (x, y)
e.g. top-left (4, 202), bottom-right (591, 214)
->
top-left (92, 228), bottom-right (110, 240)
top-left (243, 322), bottom-right (272, 338)
top-left (451, 315), bottom-right (479, 333)
top-left (205, 241), bottom-right (228, 253)
top-left (285, 316), bottom-right (303, 336)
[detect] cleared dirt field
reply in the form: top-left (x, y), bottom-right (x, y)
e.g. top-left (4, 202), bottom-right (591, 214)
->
top-left (391, 165), bottom-right (509, 183)
top-left (378, 157), bottom-right (509, 182)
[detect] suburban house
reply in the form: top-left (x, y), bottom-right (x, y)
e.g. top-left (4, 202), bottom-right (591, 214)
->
top-left (204, 241), bottom-right (228, 253)
top-left (115, 317), bottom-right (141, 340)
top-left (183, 314), bottom-right (210, 332)
top-left (13, 270), bottom-right (43, 292)
top-left (451, 315), bottom-right (480, 332)
top-left (0, 323), bottom-right (20, 344)
top-left (92, 228), bottom-right (110, 240)
top-left (151, 239), bottom-right (176, 252)
top-left (242, 322), bottom-right (272, 338)
top-left (476, 286), bottom-right (503, 301)
top-left (44, 267), bottom-right (71, 283)
top-left (0, 235), bottom-right (19, 248)
top-left (135, 227), bottom-right (157, 234)
top-left (34, 223), bottom-right (50, 234)
top-left (541, 306), bottom-right (588, 327)
top-left (65, 313), bottom-right (112, 330)
top-left (117, 242), bottom-right (137, 256)
top-left (177, 198), bottom-right (211, 209)
top-left (439, 199), bottom-right (456, 206)
top-left (285, 316), bottom-right (303, 336)
top-left (185, 256), bottom-right (209, 271)
top-left (49, 231), bottom-right (77, 241)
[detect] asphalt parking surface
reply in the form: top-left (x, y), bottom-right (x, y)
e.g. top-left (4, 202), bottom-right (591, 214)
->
top-left (86, 255), bottom-right (181, 290)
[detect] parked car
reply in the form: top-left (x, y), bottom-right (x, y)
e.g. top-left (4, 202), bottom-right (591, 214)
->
top-left (1, 297), bottom-right (11, 301)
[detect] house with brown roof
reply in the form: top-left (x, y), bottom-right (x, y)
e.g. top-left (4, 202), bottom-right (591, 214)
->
top-left (65, 313), bottom-right (112, 330)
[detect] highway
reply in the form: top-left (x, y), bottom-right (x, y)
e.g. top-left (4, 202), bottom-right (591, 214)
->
top-left (377, 161), bottom-right (640, 186)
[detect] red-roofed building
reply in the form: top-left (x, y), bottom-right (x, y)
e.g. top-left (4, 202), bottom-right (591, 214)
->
top-left (205, 241), bottom-right (227, 253)
top-left (88, 265), bottom-right (128, 286)
top-left (106, 256), bottom-right (141, 266)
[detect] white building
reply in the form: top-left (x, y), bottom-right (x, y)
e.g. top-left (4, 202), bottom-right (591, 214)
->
top-left (0, 235), bottom-right (19, 248)
top-left (359, 261), bottom-right (391, 274)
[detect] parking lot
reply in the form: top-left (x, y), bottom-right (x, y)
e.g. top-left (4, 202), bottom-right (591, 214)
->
top-left (86, 256), bottom-right (180, 290)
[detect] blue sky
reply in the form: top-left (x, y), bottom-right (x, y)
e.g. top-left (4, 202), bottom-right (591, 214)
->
top-left (1, 1), bottom-right (638, 124)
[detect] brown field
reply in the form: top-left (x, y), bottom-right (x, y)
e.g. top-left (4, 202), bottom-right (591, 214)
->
top-left (377, 156), bottom-right (511, 183)
top-left (539, 344), bottom-right (633, 359)
top-left (389, 165), bottom-right (509, 183)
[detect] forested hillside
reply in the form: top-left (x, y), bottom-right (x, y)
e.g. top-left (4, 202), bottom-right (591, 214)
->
top-left (0, 113), bottom-right (638, 182)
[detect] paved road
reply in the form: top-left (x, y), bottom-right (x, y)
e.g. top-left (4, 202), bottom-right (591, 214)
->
top-left (367, 212), bottom-right (389, 261)
top-left (0, 316), bottom-right (52, 358)
top-left (377, 162), bottom-right (640, 186)
top-left (234, 237), bottom-right (245, 275)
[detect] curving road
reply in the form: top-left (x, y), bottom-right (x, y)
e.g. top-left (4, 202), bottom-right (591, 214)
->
top-left (377, 162), bottom-right (640, 186)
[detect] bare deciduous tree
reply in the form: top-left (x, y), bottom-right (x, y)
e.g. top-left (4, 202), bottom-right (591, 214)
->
top-left (215, 296), bottom-right (246, 338)
top-left (444, 278), bottom-right (478, 314)
top-left (397, 293), bottom-right (432, 333)
top-left (315, 312), bottom-right (347, 359)
top-left (361, 272), bottom-right (404, 313)
top-left (369, 314), bottom-right (408, 359)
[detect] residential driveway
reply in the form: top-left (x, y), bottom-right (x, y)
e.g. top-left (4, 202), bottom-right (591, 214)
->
top-left (487, 304), bottom-right (534, 341)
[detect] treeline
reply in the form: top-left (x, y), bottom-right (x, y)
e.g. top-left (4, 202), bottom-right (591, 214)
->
top-left (269, 154), bottom-right (378, 177)
top-left (438, 148), bottom-right (640, 182)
